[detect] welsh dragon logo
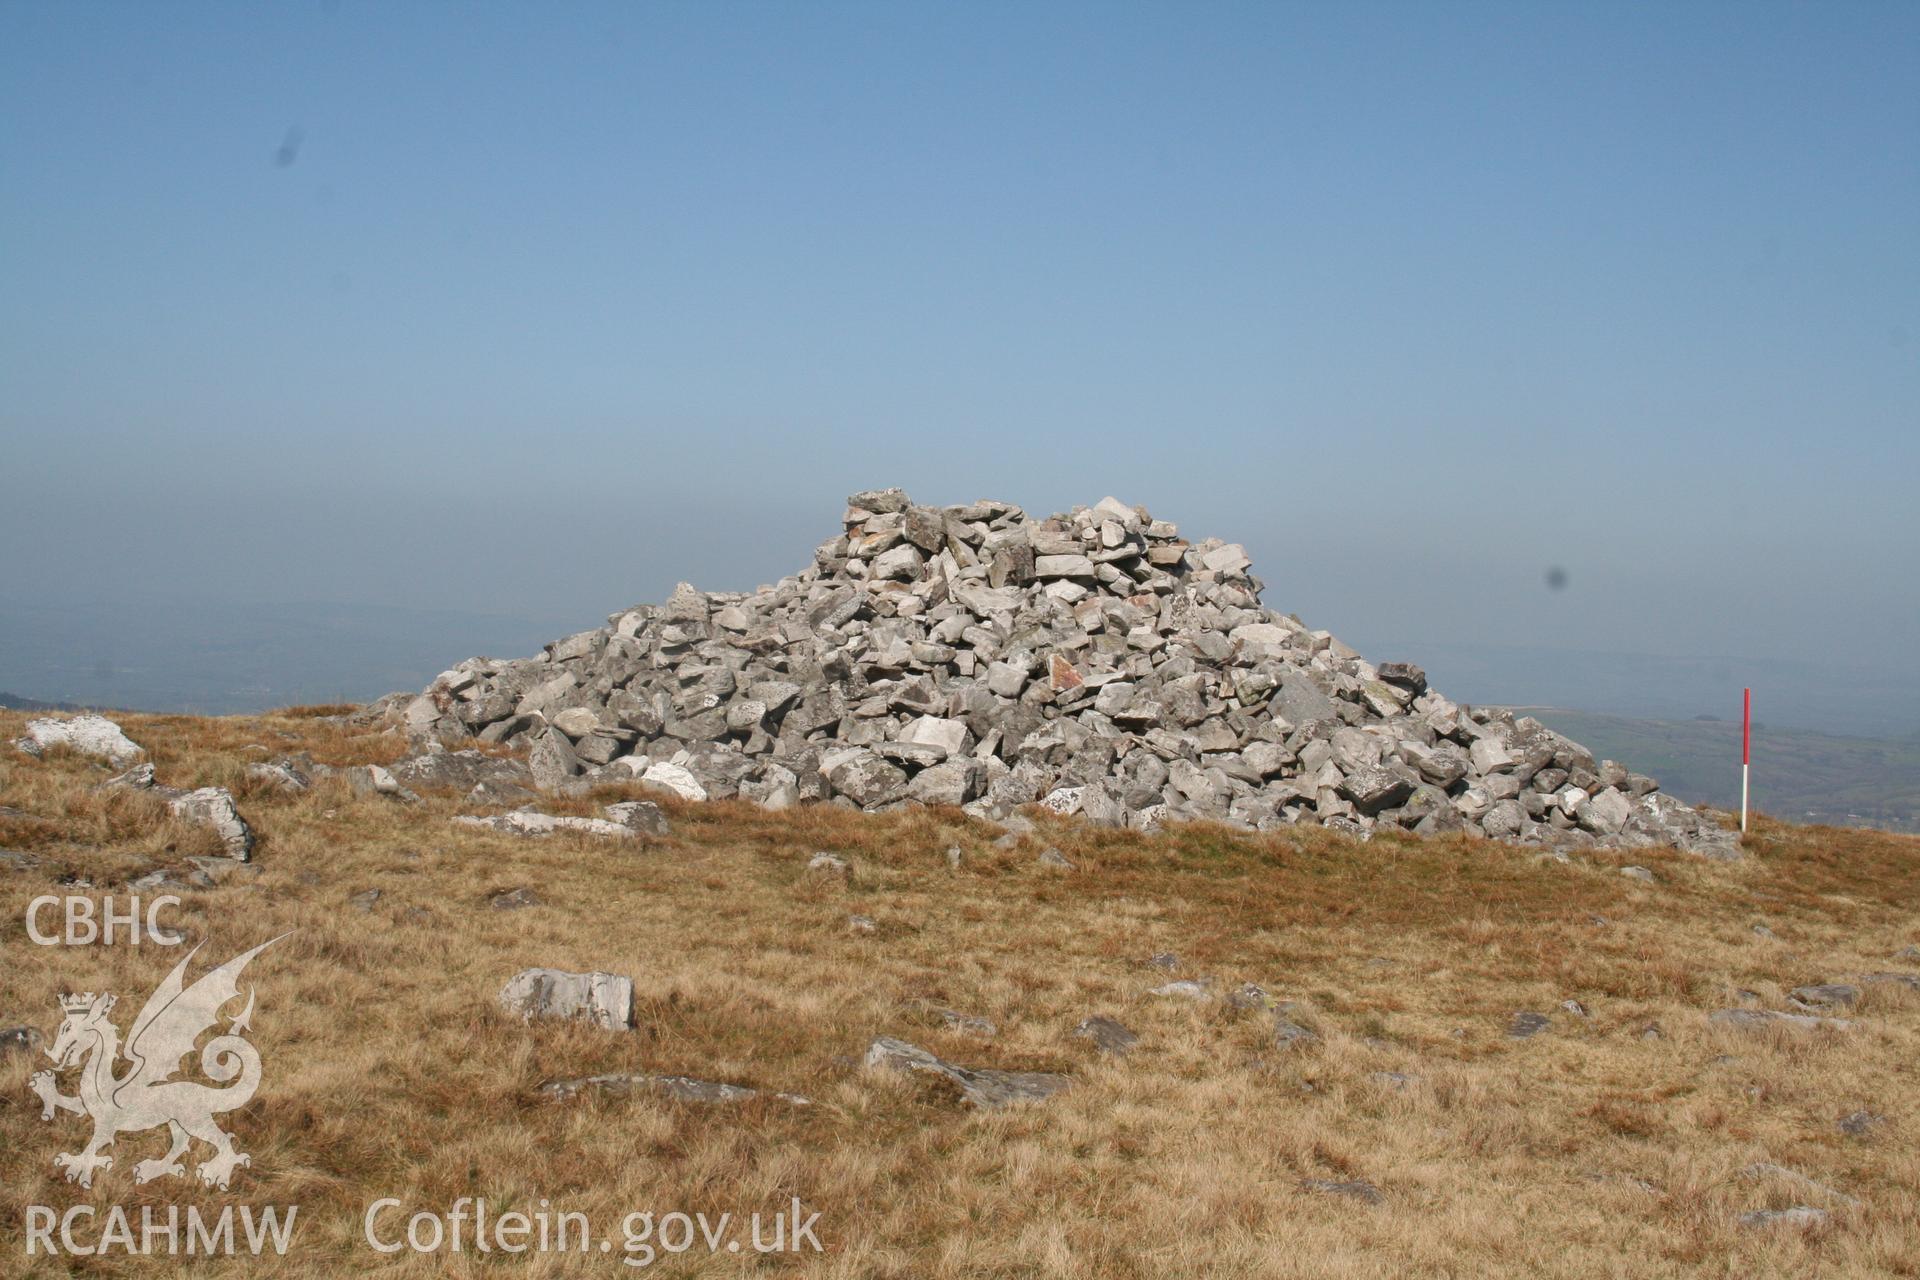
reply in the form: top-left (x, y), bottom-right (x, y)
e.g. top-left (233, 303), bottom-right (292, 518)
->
top-left (28, 936), bottom-right (286, 1190)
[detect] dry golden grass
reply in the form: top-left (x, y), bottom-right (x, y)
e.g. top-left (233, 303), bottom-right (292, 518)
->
top-left (2, 708), bottom-right (1917, 1277)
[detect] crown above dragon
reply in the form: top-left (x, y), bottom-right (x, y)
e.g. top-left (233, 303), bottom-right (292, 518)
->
top-left (59, 992), bottom-right (99, 1012)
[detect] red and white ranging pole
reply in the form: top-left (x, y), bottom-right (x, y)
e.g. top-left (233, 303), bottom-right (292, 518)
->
top-left (1741, 687), bottom-right (1751, 834)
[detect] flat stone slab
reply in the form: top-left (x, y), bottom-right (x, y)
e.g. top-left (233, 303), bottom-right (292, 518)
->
top-left (1738, 1207), bottom-right (1829, 1230)
top-left (1710, 1008), bottom-right (1853, 1032)
top-left (454, 812), bottom-right (636, 839)
top-left (1303, 1178), bottom-right (1384, 1205)
top-left (541, 1073), bottom-right (810, 1106)
top-left (1789, 983), bottom-right (1859, 1009)
top-left (1507, 1011), bottom-right (1552, 1039)
top-left (1074, 1016), bottom-right (1139, 1056)
top-left (864, 1036), bottom-right (1070, 1108)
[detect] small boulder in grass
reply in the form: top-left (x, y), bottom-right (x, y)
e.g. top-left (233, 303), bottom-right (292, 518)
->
top-left (167, 788), bottom-right (257, 862)
top-left (1075, 1016), bottom-right (1138, 1056)
top-left (452, 811), bottom-right (635, 840)
top-left (1507, 1011), bottom-right (1552, 1039)
top-left (498, 968), bottom-right (634, 1031)
top-left (1738, 1207), bottom-right (1828, 1231)
top-left (604, 800), bottom-right (670, 836)
top-left (16, 714), bottom-right (142, 766)
top-left (863, 1036), bottom-right (1070, 1108)
top-left (807, 852), bottom-right (851, 881)
top-left (346, 765), bottom-right (420, 805)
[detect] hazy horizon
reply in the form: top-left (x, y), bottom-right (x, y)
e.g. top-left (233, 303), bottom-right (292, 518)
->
top-left (4, 5), bottom-right (1915, 733)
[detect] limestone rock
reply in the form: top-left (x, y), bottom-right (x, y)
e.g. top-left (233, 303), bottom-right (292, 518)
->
top-left (862, 1036), bottom-right (1070, 1108)
top-left (388, 750), bottom-right (533, 794)
top-left (1789, 983), bottom-right (1859, 1009)
top-left (167, 788), bottom-right (256, 861)
top-left (453, 812), bottom-right (637, 839)
top-left (1710, 1008), bottom-right (1852, 1032)
top-left (388, 489), bottom-right (1722, 856)
top-left (1737, 1207), bottom-right (1828, 1231)
top-left (16, 714), bottom-right (142, 766)
top-left (246, 760), bottom-right (312, 793)
top-left (604, 800), bottom-right (671, 836)
top-left (637, 761), bottom-right (708, 802)
top-left (1075, 1016), bottom-right (1138, 1055)
top-left (1303, 1178), bottom-right (1383, 1206)
top-left (346, 765), bottom-right (421, 804)
top-left (542, 1073), bottom-right (810, 1106)
top-left (498, 968), bottom-right (634, 1030)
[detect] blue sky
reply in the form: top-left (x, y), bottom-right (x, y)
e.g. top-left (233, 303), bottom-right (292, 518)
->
top-left (2, 3), bottom-right (1915, 724)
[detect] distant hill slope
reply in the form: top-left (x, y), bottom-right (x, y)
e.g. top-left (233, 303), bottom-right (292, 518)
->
top-left (0, 691), bottom-right (83, 712)
top-left (1516, 708), bottom-right (1920, 834)
top-left (0, 598), bottom-right (560, 715)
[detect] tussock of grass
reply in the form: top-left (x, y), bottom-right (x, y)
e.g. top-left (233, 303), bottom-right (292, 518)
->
top-left (2, 710), bottom-right (1917, 1277)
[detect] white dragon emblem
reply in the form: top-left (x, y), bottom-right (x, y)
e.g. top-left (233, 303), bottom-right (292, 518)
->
top-left (28, 935), bottom-right (286, 1190)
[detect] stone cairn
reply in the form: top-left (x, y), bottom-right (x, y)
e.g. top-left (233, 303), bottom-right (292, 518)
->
top-left (393, 490), bottom-right (1737, 857)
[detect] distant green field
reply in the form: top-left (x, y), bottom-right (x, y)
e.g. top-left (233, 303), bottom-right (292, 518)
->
top-left (1516, 708), bottom-right (1920, 834)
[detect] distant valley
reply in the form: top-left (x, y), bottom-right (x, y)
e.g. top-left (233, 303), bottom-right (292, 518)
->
top-left (1520, 708), bottom-right (1920, 835)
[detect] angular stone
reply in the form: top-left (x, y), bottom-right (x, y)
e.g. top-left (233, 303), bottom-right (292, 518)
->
top-left (901, 715), bottom-right (968, 757)
top-left (907, 759), bottom-right (984, 806)
top-left (246, 759), bottom-right (312, 793)
top-left (638, 761), bottom-right (708, 802)
top-left (167, 788), bottom-right (256, 861)
top-left (1303, 1179), bottom-right (1383, 1206)
top-left (1338, 765), bottom-right (1414, 816)
top-left (388, 750), bottom-right (535, 794)
top-left (604, 800), bottom-right (671, 835)
top-left (847, 487), bottom-right (909, 515)
top-left (542, 1073), bottom-right (809, 1106)
top-left (551, 707), bottom-right (604, 738)
top-left (1034, 554), bottom-right (1096, 579)
top-left (1074, 1016), bottom-right (1139, 1055)
top-left (1375, 662), bottom-right (1427, 693)
top-left (1738, 1207), bottom-right (1828, 1231)
top-left (16, 714), bottom-right (142, 766)
top-left (863, 1036), bottom-right (1070, 1108)
top-left (872, 544), bottom-right (926, 581)
top-left (824, 751), bottom-right (907, 806)
top-left (346, 764), bottom-right (420, 804)
top-left (1710, 1008), bottom-right (1852, 1032)
top-left (498, 968), bottom-right (634, 1030)
top-left (453, 811), bottom-right (637, 839)
top-left (528, 730), bottom-right (580, 789)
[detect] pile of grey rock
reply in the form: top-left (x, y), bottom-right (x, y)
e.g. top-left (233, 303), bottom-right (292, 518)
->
top-left (390, 490), bottom-right (1736, 856)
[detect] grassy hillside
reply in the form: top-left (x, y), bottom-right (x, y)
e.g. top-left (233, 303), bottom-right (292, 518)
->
top-left (1518, 708), bottom-right (1920, 835)
top-left (3, 711), bottom-right (1918, 1277)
